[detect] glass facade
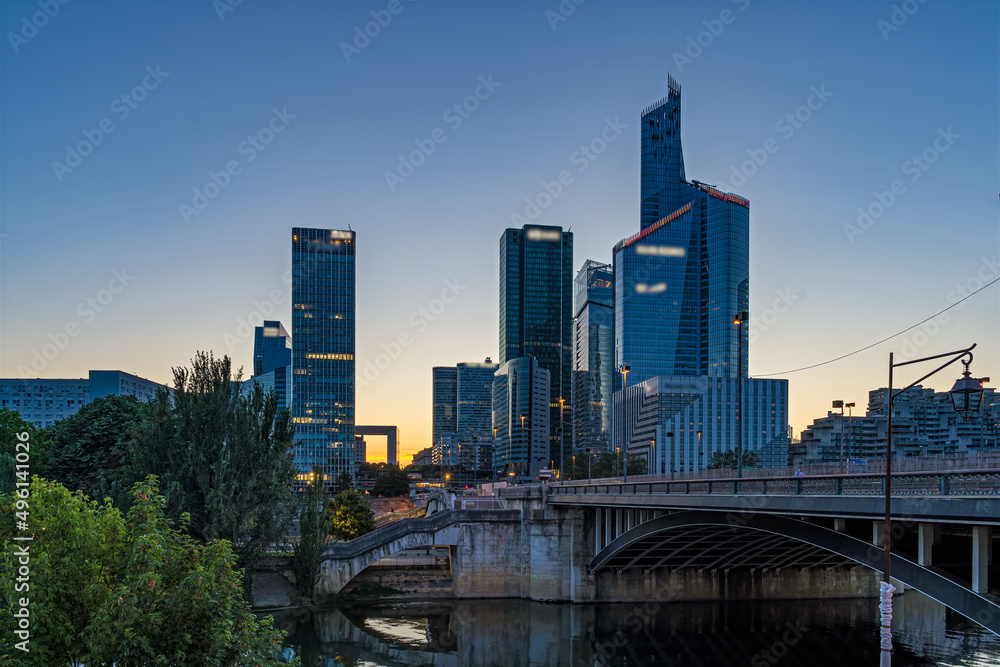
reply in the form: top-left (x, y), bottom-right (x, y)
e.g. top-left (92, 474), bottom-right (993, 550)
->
top-left (291, 227), bottom-right (356, 489)
top-left (614, 375), bottom-right (789, 474)
top-left (253, 320), bottom-right (291, 377)
top-left (572, 260), bottom-right (614, 456)
top-left (457, 361), bottom-right (499, 436)
top-left (432, 366), bottom-right (457, 445)
top-left (499, 225), bottom-right (573, 467)
top-left (492, 356), bottom-right (550, 480)
top-left (617, 78), bottom-right (749, 386)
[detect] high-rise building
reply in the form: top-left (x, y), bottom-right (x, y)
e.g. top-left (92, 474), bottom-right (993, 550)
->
top-left (492, 356), bottom-right (550, 480)
top-left (432, 360), bottom-right (499, 474)
top-left (611, 76), bottom-right (786, 472)
top-left (432, 366), bottom-right (458, 445)
top-left (617, 76), bottom-right (749, 385)
top-left (499, 225), bottom-right (573, 467)
top-left (572, 260), bottom-right (614, 456)
top-left (1, 370), bottom-right (169, 429)
top-left (291, 227), bottom-right (356, 489)
top-left (457, 360), bottom-right (499, 435)
top-left (253, 320), bottom-right (291, 377)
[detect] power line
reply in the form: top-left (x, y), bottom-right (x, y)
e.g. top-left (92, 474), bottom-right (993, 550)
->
top-left (754, 275), bottom-right (1000, 377)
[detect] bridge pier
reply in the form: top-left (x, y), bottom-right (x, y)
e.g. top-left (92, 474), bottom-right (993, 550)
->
top-left (972, 526), bottom-right (991, 594)
top-left (918, 523), bottom-right (934, 566)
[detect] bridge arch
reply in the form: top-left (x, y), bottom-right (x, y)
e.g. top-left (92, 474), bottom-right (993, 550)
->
top-left (591, 510), bottom-right (1000, 635)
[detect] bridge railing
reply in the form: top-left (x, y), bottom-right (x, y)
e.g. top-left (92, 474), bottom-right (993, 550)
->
top-left (547, 470), bottom-right (1000, 498)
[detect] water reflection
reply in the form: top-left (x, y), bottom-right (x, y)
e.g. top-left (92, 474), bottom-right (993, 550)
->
top-left (267, 593), bottom-right (1000, 667)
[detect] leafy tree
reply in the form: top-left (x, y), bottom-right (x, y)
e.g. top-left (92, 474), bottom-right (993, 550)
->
top-left (327, 489), bottom-right (375, 541)
top-left (0, 476), bottom-right (294, 666)
top-left (335, 470), bottom-right (353, 492)
top-left (0, 408), bottom-right (47, 496)
top-left (371, 465), bottom-right (411, 497)
top-left (294, 470), bottom-right (330, 598)
top-left (130, 351), bottom-right (297, 598)
top-left (707, 449), bottom-right (760, 470)
top-left (44, 394), bottom-right (142, 506)
top-left (561, 452), bottom-right (648, 480)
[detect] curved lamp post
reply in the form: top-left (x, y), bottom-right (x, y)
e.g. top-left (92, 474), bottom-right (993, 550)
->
top-left (881, 343), bottom-right (985, 666)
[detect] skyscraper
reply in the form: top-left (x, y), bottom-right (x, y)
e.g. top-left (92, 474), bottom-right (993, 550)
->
top-left (432, 366), bottom-right (457, 446)
top-left (499, 224), bottom-right (573, 467)
top-left (492, 355), bottom-right (550, 480)
top-left (572, 260), bottom-right (614, 456)
top-left (253, 320), bottom-right (291, 376)
top-left (616, 76), bottom-right (748, 386)
top-left (611, 76), bottom-right (787, 472)
top-left (291, 228), bottom-right (356, 489)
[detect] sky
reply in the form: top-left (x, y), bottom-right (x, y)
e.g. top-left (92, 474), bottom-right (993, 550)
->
top-left (2, 0), bottom-right (998, 464)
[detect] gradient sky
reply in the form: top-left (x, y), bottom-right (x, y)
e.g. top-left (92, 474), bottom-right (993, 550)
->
top-left (2, 1), bottom-right (997, 464)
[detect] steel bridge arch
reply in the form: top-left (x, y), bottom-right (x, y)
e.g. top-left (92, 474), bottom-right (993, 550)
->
top-left (590, 510), bottom-right (1000, 635)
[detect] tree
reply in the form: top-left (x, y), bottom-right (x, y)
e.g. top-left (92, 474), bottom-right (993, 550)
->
top-left (335, 470), bottom-right (353, 492)
top-left (294, 470), bottom-right (330, 598)
top-left (371, 465), bottom-right (411, 497)
top-left (44, 394), bottom-right (142, 506)
top-left (707, 449), bottom-right (760, 470)
top-left (0, 476), bottom-right (294, 666)
top-left (327, 488), bottom-right (375, 540)
top-left (561, 451), bottom-right (648, 480)
top-left (0, 408), bottom-right (47, 496)
top-left (129, 351), bottom-right (298, 598)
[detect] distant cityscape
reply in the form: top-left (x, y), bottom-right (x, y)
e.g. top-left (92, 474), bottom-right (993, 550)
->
top-left (4, 77), bottom-right (997, 487)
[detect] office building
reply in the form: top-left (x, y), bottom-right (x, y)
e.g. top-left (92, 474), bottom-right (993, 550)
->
top-left (1, 370), bottom-right (169, 428)
top-left (432, 366), bottom-right (458, 446)
top-left (253, 320), bottom-right (291, 376)
top-left (242, 365), bottom-right (291, 413)
top-left (572, 260), bottom-right (614, 456)
top-left (499, 225), bottom-right (573, 467)
top-left (612, 75), bottom-right (786, 469)
top-left (617, 75), bottom-right (748, 385)
top-left (492, 356), bottom-right (550, 480)
top-left (617, 375), bottom-right (789, 474)
top-left (291, 227), bottom-right (356, 489)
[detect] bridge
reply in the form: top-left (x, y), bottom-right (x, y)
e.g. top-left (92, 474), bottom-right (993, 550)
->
top-left (315, 469), bottom-right (1000, 635)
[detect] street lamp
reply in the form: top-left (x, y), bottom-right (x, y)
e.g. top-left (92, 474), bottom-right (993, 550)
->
top-left (733, 312), bottom-right (748, 478)
top-left (881, 343), bottom-right (983, 665)
top-left (845, 402), bottom-right (856, 470)
top-left (492, 426), bottom-right (498, 484)
top-left (833, 399), bottom-right (845, 473)
top-left (559, 397), bottom-right (566, 467)
top-left (619, 365), bottom-right (630, 482)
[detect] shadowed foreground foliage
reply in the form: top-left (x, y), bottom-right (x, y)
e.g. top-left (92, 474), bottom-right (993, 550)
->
top-left (0, 476), bottom-right (295, 667)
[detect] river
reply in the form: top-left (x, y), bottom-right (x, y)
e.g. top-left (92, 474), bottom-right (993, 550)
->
top-left (267, 592), bottom-right (1000, 666)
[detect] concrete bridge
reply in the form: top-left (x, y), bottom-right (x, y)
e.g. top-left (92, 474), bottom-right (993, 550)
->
top-left (316, 469), bottom-right (1000, 635)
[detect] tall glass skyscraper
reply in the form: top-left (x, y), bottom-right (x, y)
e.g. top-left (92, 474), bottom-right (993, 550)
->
top-left (431, 366), bottom-right (457, 445)
top-left (291, 228), bottom-right (356, 489)
top-left (499, 225), bottom-right (573, 467)
top-left (572, 260), bottom-right (614, 455)
top-left (610, 76), bottom-right (786, 470)
top-left (253, 320), bottom-right (291, 377)
top-left (616, 76), bottom-right (749, 386)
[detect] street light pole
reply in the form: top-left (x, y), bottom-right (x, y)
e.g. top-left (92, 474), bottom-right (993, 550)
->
top-left (559, 397), bottom-right (565, 472)
top-left (833, 399), bottom-right (845, 473)
top-left (619, 364), bottom-right (630, 482)
top-left (881, 343), bottom-right (984, 666)
top-left (846, 402), bottom-right (855, 471)
top-left (733, 312), bottom-right (748, 478)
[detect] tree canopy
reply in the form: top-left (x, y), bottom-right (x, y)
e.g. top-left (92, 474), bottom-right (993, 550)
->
top-left (371, 465), bottom-right (411, 497)
top-left (0, 476), bottom-right (294, 666)
top-left (327, 489), bottom-right (375, 541)
top-left (560, 451), bottom-right (648, 481)
top-left (0, 408), bottom-right (47, 496)
top-left (707, 449), bottom-right (760, 470)
top-left (44, 394), bottom-right (142, 506)
top-left (129, 351), bottom-right (298, 597)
